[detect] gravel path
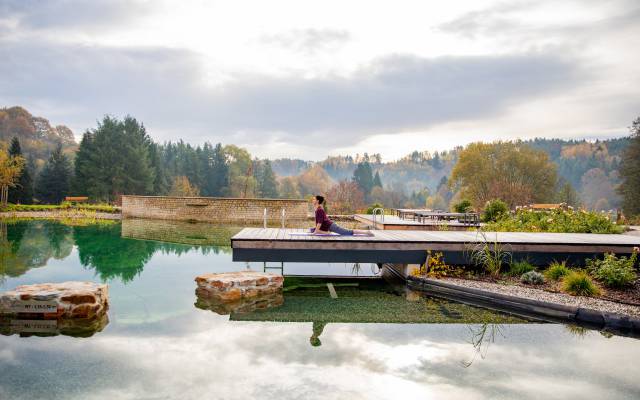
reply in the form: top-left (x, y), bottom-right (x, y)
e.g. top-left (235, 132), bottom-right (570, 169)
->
top-left (441, 277), bottom-right (640, 318)
top-left (0, 211), bottom-right (121, 220)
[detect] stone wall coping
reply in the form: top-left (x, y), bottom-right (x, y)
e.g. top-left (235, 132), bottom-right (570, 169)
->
top-left (122, 195), bottom-right (307, 202)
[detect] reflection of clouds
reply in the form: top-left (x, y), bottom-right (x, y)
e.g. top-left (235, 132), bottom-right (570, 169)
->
top-left (1, 315), bottom-right (640, 399)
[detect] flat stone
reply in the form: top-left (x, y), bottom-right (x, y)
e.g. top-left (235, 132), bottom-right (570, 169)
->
top-left (194, 271), bottom-right (283, 302)
top-left (0, 282), bottom-right (109, 320)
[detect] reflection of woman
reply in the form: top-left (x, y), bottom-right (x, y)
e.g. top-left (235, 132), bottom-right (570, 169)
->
top-left (309, 321), bottom-right (326, 347)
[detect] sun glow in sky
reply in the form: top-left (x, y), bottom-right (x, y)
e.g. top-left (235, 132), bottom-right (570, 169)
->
top-left (0, 0), bottom-right (638, 160)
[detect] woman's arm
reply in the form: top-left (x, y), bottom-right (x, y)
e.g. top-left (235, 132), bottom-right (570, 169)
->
top-left (313, 222), bottom-right (329, 234)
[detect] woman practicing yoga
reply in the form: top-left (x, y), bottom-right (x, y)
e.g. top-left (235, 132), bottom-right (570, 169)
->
top-left (311, 195), bottom-right (373, 236)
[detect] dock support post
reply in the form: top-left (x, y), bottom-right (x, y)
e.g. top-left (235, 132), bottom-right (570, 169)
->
top-left (263, 208), bottom-right (267, 229)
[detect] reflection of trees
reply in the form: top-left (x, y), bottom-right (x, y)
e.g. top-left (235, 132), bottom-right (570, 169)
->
top-left (74, 223), bottom-right (227, 284)
top-left (121, 218), bottom-right (237, 251)
top-left (73, 224), bottom-right (159, 284)
top-left (462, 323), bottom-right (504, 368)
top-left (0, 221), bottom-right (74, 281)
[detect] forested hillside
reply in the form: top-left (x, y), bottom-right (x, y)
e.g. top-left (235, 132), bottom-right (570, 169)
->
top-left (272, 137), bottom-right (628, 211)
top-left (1, 106), bottom-right (633, 213)
top-left (0, 106), bottom-right (77, 170)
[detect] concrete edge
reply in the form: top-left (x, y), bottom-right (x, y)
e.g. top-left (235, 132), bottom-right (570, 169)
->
top-left (407, 275), bottom-right (640, 337)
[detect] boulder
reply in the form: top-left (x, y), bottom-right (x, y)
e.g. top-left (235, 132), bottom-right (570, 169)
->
top-left (195, 271), bottom-right (283, 303)
top-left (0, 282), bottom-right (109, 320)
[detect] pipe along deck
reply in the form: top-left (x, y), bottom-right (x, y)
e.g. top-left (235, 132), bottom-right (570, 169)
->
top-left (231, 228), bottom-right (640, 265)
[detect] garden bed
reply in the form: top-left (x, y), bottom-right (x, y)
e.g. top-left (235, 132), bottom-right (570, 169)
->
top-left (0, 209), bottom-right (121, 222)
top-left (439, 273), bottom-right (640, 306)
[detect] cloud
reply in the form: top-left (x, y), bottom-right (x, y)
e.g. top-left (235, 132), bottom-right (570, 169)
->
top-left (0, 40), bottom-right (583, 156)
top-left (0, 0), bottom-right (151, 32)
top-left (260, 28), bottom-right (351, 55)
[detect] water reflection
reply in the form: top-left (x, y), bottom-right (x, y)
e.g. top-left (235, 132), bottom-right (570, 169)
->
top-left (1, 221), bottom-right (640, 399)
top-left (0, 221), bottom-right (73, 281)
top-left (0, 313), bottom-right (109, 338)
top-left (195, 290), bottom-right (284, 315)
top-left (0, 220), bottom-right (235, 284)
top-left (121, 218), bottom-right (240, 248)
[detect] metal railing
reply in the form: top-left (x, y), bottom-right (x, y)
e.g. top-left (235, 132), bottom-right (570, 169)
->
top-left (263, 207), bottom-right (287, 229)
top-left (371, 207), bottom-right (385, 230)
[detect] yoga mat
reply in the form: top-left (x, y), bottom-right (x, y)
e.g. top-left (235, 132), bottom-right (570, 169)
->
top-left (288, 232), bottom-right (373, 237)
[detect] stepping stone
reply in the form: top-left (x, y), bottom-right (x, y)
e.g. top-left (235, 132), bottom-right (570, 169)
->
top-left (0, 282), bottom-right (109, 320)
top-left (195, 271), bottom-right (283, 302)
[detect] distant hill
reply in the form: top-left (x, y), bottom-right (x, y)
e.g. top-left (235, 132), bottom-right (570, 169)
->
top-left (0, 106), bottom-right (77, 170)
top-left (271, 137), bottom-right (630, 210)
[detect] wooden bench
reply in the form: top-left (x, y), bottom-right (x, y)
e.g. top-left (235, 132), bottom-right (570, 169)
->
top-left (65, 196), bottom-right (89, 203)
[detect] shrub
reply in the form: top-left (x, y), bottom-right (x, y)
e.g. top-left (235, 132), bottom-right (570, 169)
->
top-left (508, 260), bottom-right (535, 276)
top-left (484, 208), bottom-right (623, 234)
top-left (482, 199), bottom-right (508, 222)
top-left (412, 250), bottom-right (452, 278)
top-left (544, 261), bottom-right (571, 281)
top-left (453, 199), bottom-right (473, 213)
top-left (562, 271), bottom-right (601, 296)
top-left (521, 270), bottom-right (545, 285)
top-left (586, 251), bottom-right (638, 288)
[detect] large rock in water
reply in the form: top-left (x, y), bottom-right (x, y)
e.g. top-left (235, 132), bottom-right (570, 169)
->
top-left (195, 271), bottom-right (283, 302)
top-left (0, 282), bottom-right (109, 320)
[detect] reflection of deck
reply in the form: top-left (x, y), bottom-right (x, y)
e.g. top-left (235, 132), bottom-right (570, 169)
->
top-left (231, 228), bottom-right (640, 265)
top-left (354, 214), bottom-right (480, 231)
top-left (229, 284), bottom-right (527, 324)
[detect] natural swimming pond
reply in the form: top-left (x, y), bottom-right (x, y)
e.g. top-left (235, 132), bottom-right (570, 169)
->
top-left (1, 220), bottom-right (639, 399)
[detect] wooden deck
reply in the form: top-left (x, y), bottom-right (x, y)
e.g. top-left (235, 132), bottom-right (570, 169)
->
top-left (354, 214), bottom-right (480, 231)
top-left (231, 228), bottom-right (640, 265)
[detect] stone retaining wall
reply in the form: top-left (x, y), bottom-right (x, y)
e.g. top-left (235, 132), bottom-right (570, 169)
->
top-left (122, 195), bottom-right (310, 223)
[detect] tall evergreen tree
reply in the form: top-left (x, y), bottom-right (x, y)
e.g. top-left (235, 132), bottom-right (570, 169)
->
top-left (148, 142), bottom-right (169, 195)
top-left (35, 144), bottom-right (71, 204)
top-left (619, 116), bottom-right (640, 216)
top-left (199, 142), bottom-right (229, 197)
top-left (257, 160), bottom-right (278, 198)
top-left (352, 161), bottom-right (374, 196)
top-left (373, 171), bottom-right (383, 188)
top-left (73, 116), bottom-right (155, 202)
top-left (7, 137), bottom-right (33, 204)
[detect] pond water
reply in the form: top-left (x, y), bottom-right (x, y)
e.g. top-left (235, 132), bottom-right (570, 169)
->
top-left (1, 220), bottom-right (639, 400)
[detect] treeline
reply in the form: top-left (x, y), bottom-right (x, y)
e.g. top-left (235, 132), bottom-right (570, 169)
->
top-left (5, 116), bottom-right (280, 204)
top-left (3, 109), bottom-right (639, 220)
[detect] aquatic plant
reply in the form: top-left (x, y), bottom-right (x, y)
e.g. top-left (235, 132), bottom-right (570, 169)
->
top-left (544, 261), bottom-right (571, 281)
top-left (586, 250), bottom-right (638, 288)
top-left (507, 260), bottom-right (535, 276)
top-left (468, 232), bottom-right (512, 277)
top-left (562, 271), bottom-right (601, 296)
top-left (462, 323), bottom-right (504, 367)
top-left (520, 270), bottom-right (544, 285)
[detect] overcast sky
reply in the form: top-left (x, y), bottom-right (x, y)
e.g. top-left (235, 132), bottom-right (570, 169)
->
top-left (1, 0), bottom-right (638, 160)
